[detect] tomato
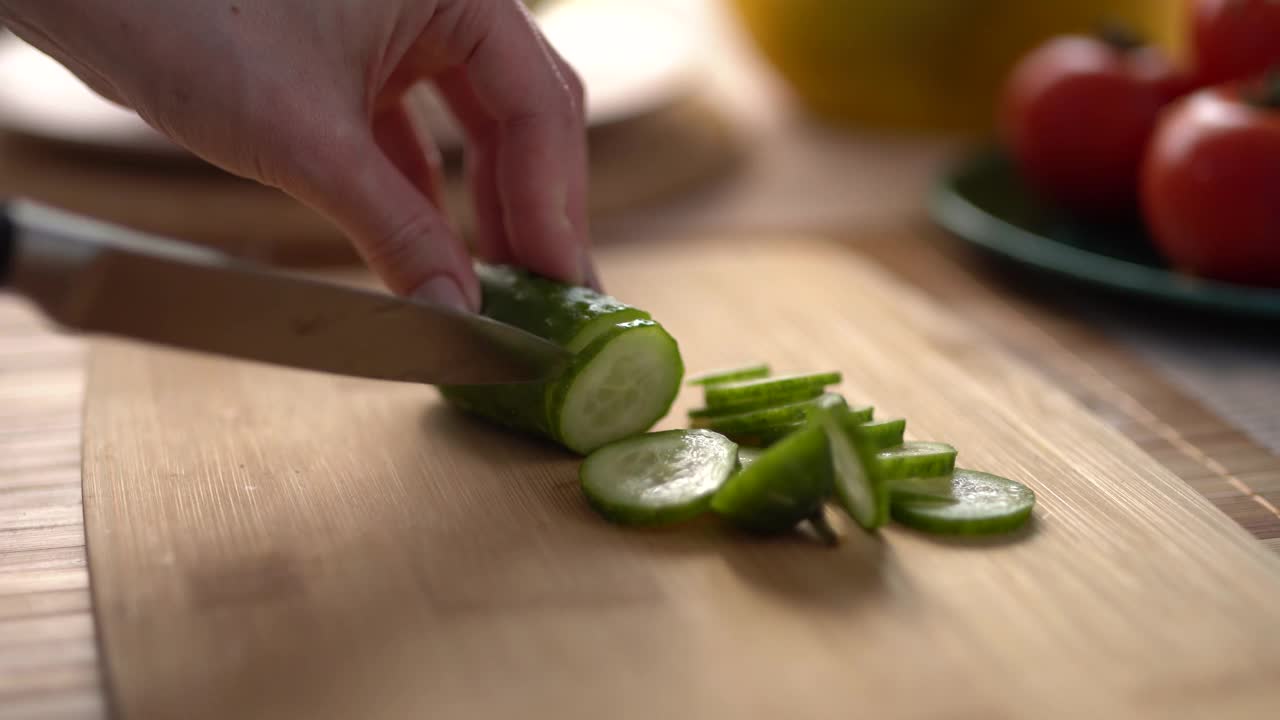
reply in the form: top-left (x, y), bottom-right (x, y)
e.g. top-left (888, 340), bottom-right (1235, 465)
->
top-left (1141, 78), bottom-right (1280, 286)
top-left (1192, 0), bottom-right (1280, 86)
top-left (1002, 35), bottom-right (1192, 217)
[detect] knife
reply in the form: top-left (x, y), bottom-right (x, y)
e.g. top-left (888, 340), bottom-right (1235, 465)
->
top-left (0, 199), bottom-right (571, 385)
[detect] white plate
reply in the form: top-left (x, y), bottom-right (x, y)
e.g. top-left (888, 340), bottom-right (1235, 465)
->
top-left (0, 0), bottom-right (698, 158)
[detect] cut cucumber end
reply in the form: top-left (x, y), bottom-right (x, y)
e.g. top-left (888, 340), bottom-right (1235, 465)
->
top-left (581, 429), bottom-right (738, 527)
top-left (890, 469), bottom-right (1036, 536)
top-left (557, 323), bottom-right (684, 454)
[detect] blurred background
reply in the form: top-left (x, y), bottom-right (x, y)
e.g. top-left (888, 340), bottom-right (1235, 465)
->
top-left (0, 0), bottom-right (1181, 258)
top-left (3, 4), bottom-right (1279, 716)
top-left (0, 0), bottom-right (1272, 448)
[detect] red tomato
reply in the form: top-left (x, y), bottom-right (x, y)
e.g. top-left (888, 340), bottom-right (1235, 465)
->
top-left (1142, 79), bottom-right (1280, 286)
top-left (1002, 36), bottom-right (1192, 217)
top-left (1192, 0), bottom-right (1280, 86)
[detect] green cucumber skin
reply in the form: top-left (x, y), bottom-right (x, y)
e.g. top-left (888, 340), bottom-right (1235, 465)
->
top-left (735, 447), bottom-right (764, 470)
top-left (888, 475), bottom-right (956, 504)
top-left (853, 417), bottom-right (907, 451)
top-left (710, 423), bottom-right (834, 533)
top-left (687, 363), bottom-right (771, 387)
top-left (722, 422), bottom-right (804, 448)
top-left (714, 399), bottom-right (870, 449)
top-left (584, 488), bottom-right (712, 528)
top-left (580, 430), bottom-right (737, 528)
top-left (441, 375), bottom-right (555, 439)
top-left (704, 372), bottom-right (842, 411)
top-left (701, 393), bottom-right (849, 434)
top-left (439, 266), bottom-right (681, 454)
top-left (874, 442), bottom-right (958, 481)
top-left (691, 394), bottom-right (866, 428)
top-left (890, 469), bottom-right (1036, 536)
top-left (470, 264), bottom-right (650, 349)
top-left (826, 410), bottom-right (891, 530)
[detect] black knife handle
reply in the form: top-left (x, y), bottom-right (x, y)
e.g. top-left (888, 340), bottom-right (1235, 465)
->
top-left (0, 201), bottom-right (12, 287)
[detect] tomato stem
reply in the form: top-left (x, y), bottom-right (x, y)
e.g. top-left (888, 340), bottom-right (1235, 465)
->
top-left (1246, 68), bottom-right (1280, 109)
top-left (1095, 21), bottom-right (1144, 52)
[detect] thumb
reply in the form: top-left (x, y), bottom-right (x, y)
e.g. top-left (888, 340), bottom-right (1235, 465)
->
top-left (289, 126), bottom-right (480, 312)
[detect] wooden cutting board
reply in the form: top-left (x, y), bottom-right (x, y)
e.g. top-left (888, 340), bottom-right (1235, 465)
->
top-left (82, 237), bottom-right (1280, 720)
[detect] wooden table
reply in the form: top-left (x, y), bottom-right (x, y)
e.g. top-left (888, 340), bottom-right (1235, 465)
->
top-left (2, 3), bottom-right (1278, 717)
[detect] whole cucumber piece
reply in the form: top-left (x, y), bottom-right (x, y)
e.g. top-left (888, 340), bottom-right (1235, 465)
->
top-left (439, 265), bottom-right (683, 454)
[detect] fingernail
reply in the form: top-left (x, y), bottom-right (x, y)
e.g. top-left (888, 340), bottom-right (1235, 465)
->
top-left (411, 275), bottom-right (470, 312)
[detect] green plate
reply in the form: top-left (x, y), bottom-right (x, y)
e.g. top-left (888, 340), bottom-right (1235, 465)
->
top-left (930, 148), bottom-right (1280, 319)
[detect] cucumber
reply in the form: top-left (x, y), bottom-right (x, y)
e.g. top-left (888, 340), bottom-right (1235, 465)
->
top-left (874, 441), bottom-right (958, 481)
top-left (697, 393), bottom-right (852, 434)
top-left (820, 408), bottom-right (887, 530)
top-left (890, 469), bottom-right (1036, 535)
top-left (687, 393), bottom-right (862, 426)
top-left (440, 265), bottom-right (683, 454)
top-left (580, 430), bottom-right (738, 527)
top-left (703, 372), bottom-right (841, 412)
top-left (469, 264), bottom-right (651, 351)
top-left (887, 475), bottom-right (957, 504)
top-left (687, 363), bottom-right (770, 386)
top-left (856, 417), bottom-right (906, 451)
top-left (710, 422), bottom-right (833, 533)
top-left (721, 421), bottom-right (805, 448)
top-left (735, 447), bottom-right (764, 470)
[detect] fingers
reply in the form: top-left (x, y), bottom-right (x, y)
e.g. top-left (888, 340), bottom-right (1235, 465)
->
top-left (427, 0), bottom-right (591, 287)
top-left (435, 67), bottom-right (512, 265)
top-left (537, 33), bottom-right (600, 290)
top-left (296, 124), bottom-right (480, 312)
top-left (372, 98), bottom-right (448, 215)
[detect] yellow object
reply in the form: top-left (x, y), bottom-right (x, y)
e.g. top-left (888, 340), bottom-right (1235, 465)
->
top-left (729, 0), bottom-right (1184, 134)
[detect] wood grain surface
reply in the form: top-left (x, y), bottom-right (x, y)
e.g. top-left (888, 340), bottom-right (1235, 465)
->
top-left (82, 238), bottom-right (1280, 720)
top-left (0, 300), bottom-right (105, 720)
top-left (858, 227), bottom-right (1280, 547)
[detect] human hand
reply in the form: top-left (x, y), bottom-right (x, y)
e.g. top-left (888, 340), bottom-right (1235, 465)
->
top-left (0, 0), bottom-right (595, 310)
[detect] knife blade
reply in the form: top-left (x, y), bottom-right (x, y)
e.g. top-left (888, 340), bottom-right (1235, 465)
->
top-left (0, 199), bottom-right (572, 385)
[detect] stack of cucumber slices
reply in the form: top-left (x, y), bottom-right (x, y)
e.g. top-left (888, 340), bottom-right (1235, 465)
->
top-left (436, 267), bottom-right (1034, 543)
top-left (581, 364), bottom-right (1037, 541)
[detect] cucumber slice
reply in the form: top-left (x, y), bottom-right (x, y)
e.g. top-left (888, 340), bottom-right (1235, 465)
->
top-left (687, 363), bottom-right (770, 386)
top-left (856, 417), bottom-right (906, 451)
top-left (888, 475), bottom-right (957, 504)
top-left (874, 441), bottom-right (958, 481)
top-left (819, 409), bottom-right (887, 530)
top-left (581, 430), bottom-right (738, 527)
top-left (710, 422), bottom-right (833, 533)
top-left (735, 447), bottom-right (764, 470)
top-left (890, 469), bottom-right (1036, 535)
top-left (721, 421), bottom-right (805, 448)
top-left (699, 393), bottom-right (850, 434)
top-left (687, 393), bottom-right (862, 426)
top-left (703, 372), bottom-right (841, 412)
top-left (440, 266), bottom-right (683, 455)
